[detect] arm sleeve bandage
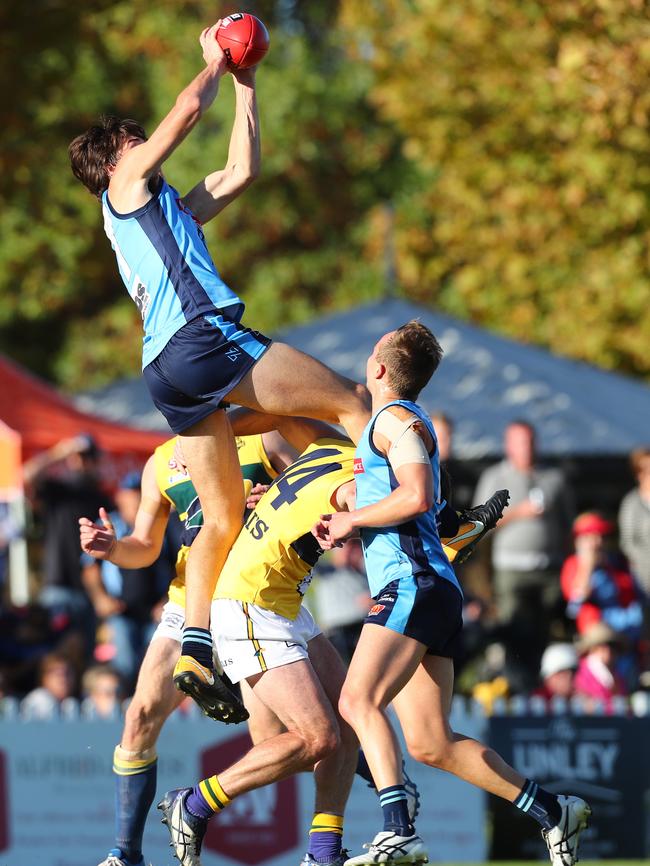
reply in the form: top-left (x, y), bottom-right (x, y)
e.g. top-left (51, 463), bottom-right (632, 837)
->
top-left (374, 409), bottom-right (431, 471)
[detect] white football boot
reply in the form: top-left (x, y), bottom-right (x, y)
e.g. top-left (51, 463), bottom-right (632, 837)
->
top-left (345, 831), bottom-right (428, 865)
top-left (542, 795), bottom-right (592, 866)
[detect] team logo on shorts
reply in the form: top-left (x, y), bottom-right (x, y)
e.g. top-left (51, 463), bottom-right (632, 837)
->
top-left (353, 457), bottom-right (365, 474)
top-left (368, 604), bottom-right (385, 616)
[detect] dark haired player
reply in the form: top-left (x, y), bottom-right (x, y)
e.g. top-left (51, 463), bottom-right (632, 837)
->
top-left (69, 24), bottom-right (369, 713)
top-left (314, 321), bottom-right (591, 866)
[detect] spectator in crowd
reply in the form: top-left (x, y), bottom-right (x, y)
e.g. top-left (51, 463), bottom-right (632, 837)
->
top-left (23, 434), bottom-right (109, 656)
top-left (618, 446), bottom-right (650, 595)
top-left (81, 664), bottom-right (122, 718)
top-left (561, 511), bottom-right (644, 686)
top-left (574, 622), bottom-right (628, 708)
top-left (533, 643), bottom-right (578, 702)
top-left (561, 512), bottom-right (644, 643)
top-left (81, 472), bottom-right (168, 690)
top-left (310, 539), bottom-right (371, 664)
top-left (21, 652), bottom-right (76, 718)
top-left (474, 420), bottom-right (574, 689)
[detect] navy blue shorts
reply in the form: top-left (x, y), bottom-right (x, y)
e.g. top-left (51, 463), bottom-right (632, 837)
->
top-left (143, 311), bottom-right (271, 433)
top-left (364, 572), bottom-right (463, 657)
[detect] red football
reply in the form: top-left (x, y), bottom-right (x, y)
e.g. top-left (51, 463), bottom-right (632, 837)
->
top-left (216, 13), bottom-right (270, 70)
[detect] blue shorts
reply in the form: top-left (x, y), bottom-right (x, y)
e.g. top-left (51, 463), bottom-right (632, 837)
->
top-left (364, 572), bottom-right (463, 657)
top-left (143, 311), bottom-right (271, 433)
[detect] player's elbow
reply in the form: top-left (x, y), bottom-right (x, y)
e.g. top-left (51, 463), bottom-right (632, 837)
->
top-left (233, 161), bottom-right (260, 188)
top-left (405, 488), bottom-right (433, 516)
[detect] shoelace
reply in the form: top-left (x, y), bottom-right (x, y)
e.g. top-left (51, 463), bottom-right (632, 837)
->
top-left (364, 839), bottom-right (410, 857)
top-left (544, 824), bottom-right (581, 865)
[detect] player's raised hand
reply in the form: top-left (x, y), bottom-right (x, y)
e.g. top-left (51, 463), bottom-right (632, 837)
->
top-left (200, 21), bottom-right (228, 71)
top-left (79, 507), bottom-right (117, 559)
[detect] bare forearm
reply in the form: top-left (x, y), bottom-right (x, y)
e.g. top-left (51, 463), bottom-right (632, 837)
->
top-left (109, 536), bottom-right (160, 569)
top-left (177, 60), bottom-right (226, 125)
top-left (350, 487), bottom-right (430, 531)
top-left (227, 77), bottom-right (260, 179)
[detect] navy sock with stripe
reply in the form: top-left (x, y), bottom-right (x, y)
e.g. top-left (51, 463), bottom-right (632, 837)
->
top-left (513, 779), bottom-right (562, 830)
top-left (378, 785), bottom-right (414, 836)
top-left (113, 746), bottom-right (157, 864)
top-left (181, 626), bottom-right (214, 670)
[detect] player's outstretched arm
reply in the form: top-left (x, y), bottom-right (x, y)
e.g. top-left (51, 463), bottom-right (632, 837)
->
top-left (109, 25), bottom-right (228, 210)
top-left (78, 455), bottom-right (171, 568)
top-left (183, 66), bottom-right (261, 223)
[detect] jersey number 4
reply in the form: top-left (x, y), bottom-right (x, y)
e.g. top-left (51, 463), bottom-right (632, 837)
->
top-left (270, 448), bottom-right (343, 511)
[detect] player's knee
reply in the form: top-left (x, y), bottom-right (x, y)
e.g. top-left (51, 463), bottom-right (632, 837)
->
top-left (405, 737), bottom-right (452, 770)
top-left (304, 724), bottom-right (340, 764)
top-left (338, 687), bottom-right (368, 727)
top-left (200, 514), bottom-right (242, 543)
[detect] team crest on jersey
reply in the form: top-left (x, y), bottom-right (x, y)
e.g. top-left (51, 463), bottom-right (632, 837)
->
top-left (353, 457), bottom-right (365, 475)
top-left (368, 604), bottom-right (385, 616)
top-left (184, 496), bottom-right (203, 529)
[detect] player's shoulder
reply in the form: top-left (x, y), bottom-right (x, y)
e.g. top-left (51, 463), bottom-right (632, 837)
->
top-left (380, 403), bottom-right (420, 422)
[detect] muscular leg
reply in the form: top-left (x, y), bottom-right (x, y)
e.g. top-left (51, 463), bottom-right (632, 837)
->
top-left (392, 655), bottom-right (523, 799)
top-left (111, 637), bottom-right (183, 865)
top-left (216, 659), bottom-right (340, 796)
top-left (307, 635), bottom-right (358, 814)
top-left (121, 637), bottom-right (184, 752)
top-left (240, 677), bottom-right (286, 744)
top-left (340, 624), bottom-right (524, 800)
top-left (174, 411), bottom-right (251, 721)
top-left (228, 342), bottom-right (371, 444)
top-left (179, 410), bottom-right (244, 633)
top-left (339, 624), bottom-right (425, 792)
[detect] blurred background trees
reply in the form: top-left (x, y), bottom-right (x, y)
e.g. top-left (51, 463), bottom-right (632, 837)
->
top-left (2, 0), bottom-right (650, 389)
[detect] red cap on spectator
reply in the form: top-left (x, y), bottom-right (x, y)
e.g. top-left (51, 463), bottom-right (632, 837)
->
top-left (572, 512), bottom-right (615, 537)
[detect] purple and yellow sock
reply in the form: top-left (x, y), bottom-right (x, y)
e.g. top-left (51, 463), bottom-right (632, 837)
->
top-left (185, 774), bottom-right (231, 820)
top-left (307, 812), bottom-right (344, 862)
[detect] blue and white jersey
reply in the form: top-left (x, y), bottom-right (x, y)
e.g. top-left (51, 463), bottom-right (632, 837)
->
top-left (354, 399), bottom-right (461, 598)
top-left (102, 179), bottom-right (243, 368)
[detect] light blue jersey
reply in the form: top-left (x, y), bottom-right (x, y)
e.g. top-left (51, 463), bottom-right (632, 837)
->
top-left (102, 179), bottom-right (243, 368)
top-left (354, 399), bottom-right (461, 599)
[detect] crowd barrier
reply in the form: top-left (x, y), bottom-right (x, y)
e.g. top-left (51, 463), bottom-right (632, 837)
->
top-left (0, 694), bottom-right (648, 865)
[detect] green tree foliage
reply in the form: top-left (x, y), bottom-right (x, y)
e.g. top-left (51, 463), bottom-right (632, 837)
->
top-left (339, 0), bottom-right (650, 377)
top-left (0, 0), bottom-right (407, 389)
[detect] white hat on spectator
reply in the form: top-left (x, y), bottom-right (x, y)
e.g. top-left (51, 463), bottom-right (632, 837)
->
top-left (540, 643), bottom-right (578, 679)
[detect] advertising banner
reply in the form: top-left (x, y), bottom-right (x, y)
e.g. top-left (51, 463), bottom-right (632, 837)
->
top-left (488, 713), bottom-right (650, 860)
top-left (0, 707), bottom-right (487, 866)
